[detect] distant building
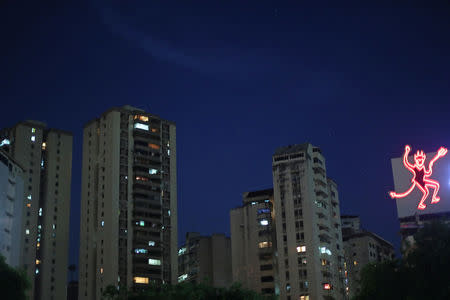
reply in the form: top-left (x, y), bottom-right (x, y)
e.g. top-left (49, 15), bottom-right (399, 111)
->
top-left (230, 189), bottom-right (277, 297)
top-left (0, 120), bottom-right (73, 300)
top-left (272, 144), bottom-right (345, 300)
top-left (0, 150), bottom-right (24, 267)
top-left (341, 215), bottom-right (361, 236)
top-left (341, 215), bottom-right (395, 298)
top-left (178, 232), bottom-right (232, 287)
top-left (231, 143), bottom-right (346, 300)
top-left (67, 281), bottom-right (78, 300)
top-left (78, 106), bottom-right (177, 300)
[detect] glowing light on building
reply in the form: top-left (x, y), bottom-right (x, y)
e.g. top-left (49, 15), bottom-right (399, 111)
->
top-left (134, 277), bottom-right (149, 284)
top-left (324, 283), bottom-right (331, 290)
top-left (389, 145), bottom-right (448, 210)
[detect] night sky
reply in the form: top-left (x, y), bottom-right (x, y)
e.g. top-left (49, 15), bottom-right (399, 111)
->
top-left (2, 1), bottom-right (450, 276)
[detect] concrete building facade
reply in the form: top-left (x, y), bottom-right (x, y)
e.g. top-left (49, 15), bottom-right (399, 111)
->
top-left (0, 150), bottom-right (25, 267)
top-left (178, 232), bottom-right (232, 288)
top-left (272, 144), bottom-right (345, 300)
top-left (341, 217), bottom-right (395, 298)
top-left (230, 189), bottom-right (278, 297)
top-left (78, 106), bottom-right (177, 300)
top-left (0, 121), bottom-right (73, 300)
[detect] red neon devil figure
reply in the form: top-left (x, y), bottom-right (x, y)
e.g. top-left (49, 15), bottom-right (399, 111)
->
top-left (389, 145), bottom-right (448, 210)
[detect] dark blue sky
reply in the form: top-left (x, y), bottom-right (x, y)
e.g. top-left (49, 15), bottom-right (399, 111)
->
top-left (2, 1), bottom-right (450, 272)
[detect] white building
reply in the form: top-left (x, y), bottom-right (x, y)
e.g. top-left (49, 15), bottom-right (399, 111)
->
top-left (272, 143), bottom-right (345, 300)
top-left (0, 150), bottom-right (24, 267)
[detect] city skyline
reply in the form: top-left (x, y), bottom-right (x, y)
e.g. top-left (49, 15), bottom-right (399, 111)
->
top-left (2, 1), bottom-right (450, 284)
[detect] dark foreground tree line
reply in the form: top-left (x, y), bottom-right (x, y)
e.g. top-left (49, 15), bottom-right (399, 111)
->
top-left (353, 221), bottom-right (450, 300)
top-left (102, 281), bottom-right (277, 300)
top-left (2, 221), bottom-right (450, 300)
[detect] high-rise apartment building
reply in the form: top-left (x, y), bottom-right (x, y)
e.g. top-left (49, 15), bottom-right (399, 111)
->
top-left (230, 189), bottom-right (278, 297)
top-left (272, 143), bottom-right (345, 300)
top-left (78, 106), bottom-right (177, 300)
top-left (341, 216), bottom-right (395, 298)
top-left (178, 232), bottom-right (232, 287)
top-left (0, 121), bottom-right (73, 300)
top-left (0, 150), bottom-right (25, 267)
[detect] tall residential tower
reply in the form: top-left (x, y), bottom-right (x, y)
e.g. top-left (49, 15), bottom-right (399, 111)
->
top-left (78, 106), bottom-right (177, 300)
top-left (272, 143), bottom-right (345, 300)
top-left (0, 121), bottom-right (73, 300)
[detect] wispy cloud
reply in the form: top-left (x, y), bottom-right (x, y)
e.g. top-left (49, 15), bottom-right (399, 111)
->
top-left (95, 1), bottom-right (267, 76)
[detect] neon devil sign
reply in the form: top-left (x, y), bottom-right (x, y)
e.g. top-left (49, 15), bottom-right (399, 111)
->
top-left (390, 145), bottom-right (447, 210)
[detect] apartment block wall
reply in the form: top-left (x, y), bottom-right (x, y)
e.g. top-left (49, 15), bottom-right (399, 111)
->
top-left (230, 189), bottom-right (277, 297)
top-left (0, 121), bottom-right (72, 300)
top-left (178, 233), bottom-right (232, 288)
top-left (0, 150), bottom-right (24, 267)
top-left (79, 106), bottom-right (177, 300)
top-left (272, 144), bottom-right (345, 300)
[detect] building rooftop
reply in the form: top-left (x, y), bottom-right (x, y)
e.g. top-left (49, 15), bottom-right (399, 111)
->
top-left (343, 230), bottom-right (394, 249)
top-left (273, 143), bottom-right (310, 156)
top-left (245, 188), bottom-right (274, 198)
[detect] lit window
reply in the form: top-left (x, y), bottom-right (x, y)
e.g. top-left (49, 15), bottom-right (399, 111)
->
top-left (148, 143), bottom-right (160, 150)
top-left (151, 128), bottom-right (158, 133)
top-left (27, 203), bottom-right (31, 208)
top-left (353, 260), bottom-right (358, 266)
top-left (301, 258), bottom-right (307, 265)
top-left (101, 221), bottom-right (104, 227)
top-left (52, 224), bottom-right (56, 230)
top-left (148, 258), bottom-right (161, 265)
top-left (257, 208), bottom-right (271, 214)
top-left (251, 202), bottom-right (257, 205)
top-left (139, 221), bottom-right (145, 227)
top-left (260, 219), bottom-right (269, 226)
top-left (178, 274), bottom-right (188, 282)
top-left (32, 128), bottom-right (36, 133)
top-left (297, 246), bottom-right (306, 253)
top-left (36, 259), bottom-right (41, 265)
top-left (134, 249), bottom-right (148, 254)
top-left (41, 142), bottom-right (46, 150)
top-left (134, 115), bottom-right (149, 122)
top-left (41, 159), bottom-right (44, 167)
top-left (258, 241), bottom-right (272, 248)
top-left (319, 246), bottom-right (332, 256)
top-left (324, 283), bottom-right (331, 290)
top-left (100, 268), bottom-right (103, 274)
top-left (178, 247), bottom-right (186, 256)
top-left (36, 268), bottom-right (39, 274)
top-left (39, 208), bottom-right (42, 216)
top-left (300, 296), bottom-right (310, 300)
top-left (286, 284), bottom-right (291, 291)
top-left (26, 229), bottom-right (30, 235)
top-left (31, 136), bottom-right (36, 142)
top-left (133, 277), bottom-right (149, 284)
top-left (167, 149), bottom-right (170, 156)
top-left (148, 241), bottom-right (155, 247)
top-left (168, 210), bottom-right (171, 217)
top-left (135, 176), bottom-right (149, 181)
top-left (264, 199), bottom-right (270, 203)
top-left (134, 123), bottom-right (149, 131)
top-left (149, 169), bottom-right (158, 175)
top-left (27, 195), bottom-right (32, 200)
top-left (0, 139), bottom-right (10, 147)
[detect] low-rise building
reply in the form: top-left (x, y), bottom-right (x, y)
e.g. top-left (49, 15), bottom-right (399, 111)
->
top-left (230, 189), bottom-right (277, 297)
top-left (178, 232), bottom-right (232, 288)
top-left (341, 216), bottom-right (395, 298)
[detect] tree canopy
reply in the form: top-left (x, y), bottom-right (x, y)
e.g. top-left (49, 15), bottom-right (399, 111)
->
top-left (103, 281), bottom-right (277, 300)
top-left (0, 255), bottom-right (30, 300)
top-left (353, 221), bottom-right (450, 300)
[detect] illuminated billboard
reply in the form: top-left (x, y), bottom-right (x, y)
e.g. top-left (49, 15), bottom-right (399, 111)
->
top-left (390, 145), bottom-right (449, 218)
